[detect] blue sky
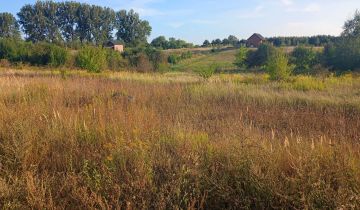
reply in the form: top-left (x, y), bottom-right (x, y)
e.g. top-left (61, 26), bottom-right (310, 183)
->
top-left (1, 0), bottom-right (359, 44)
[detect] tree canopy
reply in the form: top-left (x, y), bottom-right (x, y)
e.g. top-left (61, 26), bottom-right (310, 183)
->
top-left (16, 1), bottom-right (151, 46)
top-left (0, 12), bottom-right (21, 39)
top-left (342, 10), bottom-right (360, 38)
top-left (115, 9), bottom-right (152, 47)
top-left (150, 36), bottom-right (193, 49)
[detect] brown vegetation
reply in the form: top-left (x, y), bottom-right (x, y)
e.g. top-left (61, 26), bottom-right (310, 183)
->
top-left (0, 70), bottom-right (359, 209)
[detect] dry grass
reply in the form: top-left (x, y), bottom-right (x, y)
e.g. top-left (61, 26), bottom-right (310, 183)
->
top-left (0, 69), bottom-right (359, 209)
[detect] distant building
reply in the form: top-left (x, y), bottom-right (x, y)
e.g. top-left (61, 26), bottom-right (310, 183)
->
top-left (104, 40), bottom-right (124, 52)
top-left (246, 33), bottom-right (265, 48)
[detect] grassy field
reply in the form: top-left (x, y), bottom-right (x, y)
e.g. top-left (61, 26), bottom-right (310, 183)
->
top-left (0, 68), bottom-right (359, 209)
top-left (170, 49), bottom-right (238, 72)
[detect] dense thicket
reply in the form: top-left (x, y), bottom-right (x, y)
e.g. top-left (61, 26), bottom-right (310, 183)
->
top-left (0, 38), bottom-right (68, 66)
top-left (16, 1), bottom-right (151, 46)
top-left (323, 10), bottom-right (360, 71)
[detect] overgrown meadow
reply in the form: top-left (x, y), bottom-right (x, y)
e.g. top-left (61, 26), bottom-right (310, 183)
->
top-left (0, 70), bottom-right (359, 209)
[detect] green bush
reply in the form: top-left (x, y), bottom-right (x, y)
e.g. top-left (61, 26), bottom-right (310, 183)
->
top-left (168, 54), bottom-right (180, 65)
top-left (266, 50), bottom-right (293, 81)
top-left (106, 49), bottom-right (127, 71)
top-left (234, 47), bottom-right (248, 69)
top-left (324, 37), bottom-right (360, 71)
top-left (246, 43), bottom-right (277, 68)
top-left (180, 51), bottom-right (192, 59)
top-left (291, 46), bottom-right (318, 74)
top-left (145, 47), bottom-right (165, 71)
top-left (195, 64), bottom-right (218, 80)
top-left (76, 46), bottom-right (106, 73)
top-left (0, 38), bottom-right (17, 61)
top-left (49, 45), bottom-right (69, 67)
top-left (0, 41), bottom-right (68, 67)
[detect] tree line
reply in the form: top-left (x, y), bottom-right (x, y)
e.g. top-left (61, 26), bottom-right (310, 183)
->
top-left (267, 35), bottom-right (339, 47)
top-left (1, 1), bottom-right (151, 47)
top-left (201, 35), bottom-right (339, 48)
top-left (150, 36), bottom-right (194, 50)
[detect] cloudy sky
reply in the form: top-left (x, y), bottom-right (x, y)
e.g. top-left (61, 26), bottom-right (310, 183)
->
top-left (1, 0), bottom-right (359, 44)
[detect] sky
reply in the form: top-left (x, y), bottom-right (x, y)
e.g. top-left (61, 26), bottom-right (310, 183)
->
top-left (1, 0), bottom-right (359, 44)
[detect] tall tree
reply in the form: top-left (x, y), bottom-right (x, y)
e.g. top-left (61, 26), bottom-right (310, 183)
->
top-left (18, 3), bottom-right (47, 42)
top-left (90, 6), bottom-right (115, 45)
top-left (115, 9), bottom-right (152, 46)
top-left (42, 1), bottom-right (62, 43)
top-left (202, 40), bottom-right (210, 47)
top-left (228, 35), bottom-right (239, 46)
top-left (76, 3), bottom-right (92, 43)
top-left (18, 1), bottom-right (61, 43)
top-left (58, 1), bottom-right (80, 43)
top-left (342, 10), bottom-right (360, 37)
top-left (0, 12), bottom-right (21, 39)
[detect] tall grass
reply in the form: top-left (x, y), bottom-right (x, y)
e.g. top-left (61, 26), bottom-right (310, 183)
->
top-left (0, 70), bottom-right (359, 209)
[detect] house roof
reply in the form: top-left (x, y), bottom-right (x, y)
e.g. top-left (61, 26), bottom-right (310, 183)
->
top-left (106, 40), bottom-right (124, 46)
top-left (248, 33), bottom-right (265, 41)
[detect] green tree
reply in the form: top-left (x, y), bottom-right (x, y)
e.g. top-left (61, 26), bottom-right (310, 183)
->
top-left (211, 39), bottom-right (222, 46)
top-left (325, 37), bottom-right (360, 71)
top-left (151, 36), bottom-right (168, 49)
top-left (76, 3), bottom-right (92, 43)
top-left (342, 10), bottom-right (360, 37)
top-left (0, 13), bottom-right (21, 39)
top-left (18, 4), bottom-right (47, 42)
top-left (18, 1), bottom-right (62, 43)
top-left (202, 40), bottom-right (210, 47)
top-left (222, 38), bottom-right (230, 45)
top-left (115, 9), bottom-right (152, 46)
top-left (228, 35), bottom-right (239, 46)
top-left (90, 6), bottom-right (115, 45)
top-left (234, 47), bottom-right (248, 69)
top-left (58, 1), bottom-right (80, 43)
top-left (266, 49), bottom-right (293, 81)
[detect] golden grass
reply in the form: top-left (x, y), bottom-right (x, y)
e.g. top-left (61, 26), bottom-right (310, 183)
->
top-left (0, 69), bottom-right (359, 209)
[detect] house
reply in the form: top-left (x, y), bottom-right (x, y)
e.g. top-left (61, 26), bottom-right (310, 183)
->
top-left (246, 33), bottom-right (265, 48)
top-left (104, 41), bottom-right (124, 52)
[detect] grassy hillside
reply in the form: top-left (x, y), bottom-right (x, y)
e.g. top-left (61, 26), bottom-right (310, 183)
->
top-left (170, 49), bottom-right (238, 72)
top-left (0, 69), bottom-right (359, 209)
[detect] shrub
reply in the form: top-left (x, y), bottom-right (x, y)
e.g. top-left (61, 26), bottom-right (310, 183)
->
top-left (106, 50), bottom-right (127, 71)
top-left (246, 43), bottom-right (277, 68)
top-left (234, 47), bottom-right (248, 69)
top-left (76, 46), bottom-right (106, 73)
top-left (168, 54), bottom-right (180, 65)
top-left (195, 64), bottom-right (218, 80)
top-left (0, 38), bottom-right (17, 61)
top-left (324, 37), bottom-right (360, 71)
top-left (266, 50), bottom-right (293, 81)
top-left (291, 46), bottom-right (318, 74)
top-left (145, 47), bottom-right (166, 71)
top-left (49, 45), bottom-right (69, 67)
top-left (180, 51), bottom-right (192, 59)
top-left (0, 39), bottom-right (68, 67)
